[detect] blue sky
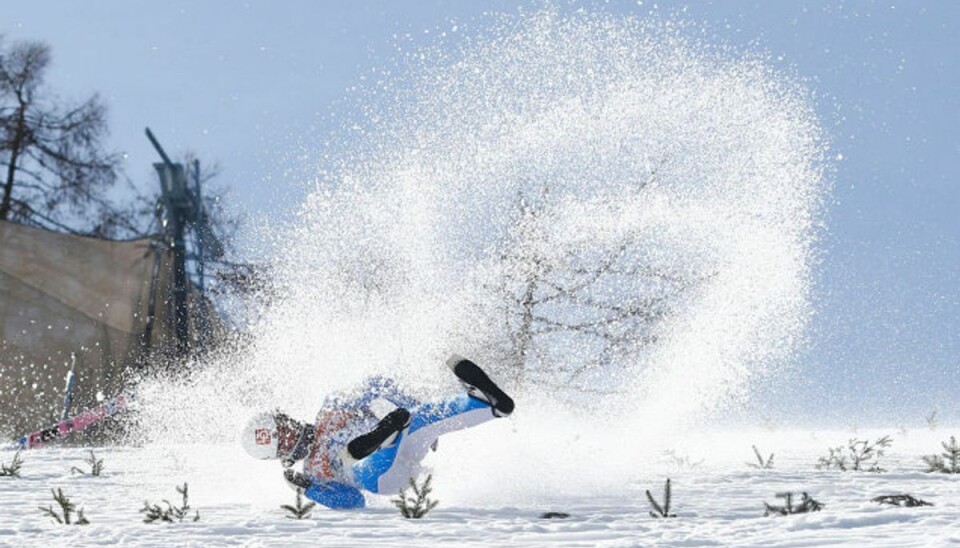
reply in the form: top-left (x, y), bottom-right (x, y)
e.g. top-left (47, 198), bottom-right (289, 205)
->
top-left (5, 1), bottom-right (958, 423)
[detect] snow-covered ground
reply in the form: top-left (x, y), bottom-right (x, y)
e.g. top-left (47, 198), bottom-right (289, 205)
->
top-left (2, 428), bottom-right (959, 547)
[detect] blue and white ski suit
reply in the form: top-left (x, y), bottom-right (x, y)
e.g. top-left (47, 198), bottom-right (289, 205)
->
top-left (297, 377), bottom-right (497, 509)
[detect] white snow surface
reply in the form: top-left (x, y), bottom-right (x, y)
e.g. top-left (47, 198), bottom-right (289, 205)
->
top-left (3, 428), bottom-right (960, 547)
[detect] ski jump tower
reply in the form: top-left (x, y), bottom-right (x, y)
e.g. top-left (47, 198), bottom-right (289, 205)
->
top-left (145, 127), bottom-right (222, 360)
top-left (0, 131), bottom-right (225, 435)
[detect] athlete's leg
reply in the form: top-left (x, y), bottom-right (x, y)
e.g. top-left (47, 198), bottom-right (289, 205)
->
top-left (351, 393), bottom-right (496, 493)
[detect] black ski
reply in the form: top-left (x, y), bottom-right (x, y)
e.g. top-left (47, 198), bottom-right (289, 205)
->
top-left (346, 407), bottom-right (411, 460)
top-left (447, 356), bottom-right (515, 417)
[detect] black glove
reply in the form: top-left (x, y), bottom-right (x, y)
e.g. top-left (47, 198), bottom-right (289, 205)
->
top-left (283, 468), bottom-right (313, 491)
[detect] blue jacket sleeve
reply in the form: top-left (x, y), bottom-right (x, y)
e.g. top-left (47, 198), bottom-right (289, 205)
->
top-left (304, 480), bottom-right (366, 509)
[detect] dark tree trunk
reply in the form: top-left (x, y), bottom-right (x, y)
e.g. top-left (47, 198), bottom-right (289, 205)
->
top-left (513, 277), bottom-right (537, 386)
top-left (0, 107), bottom-right (27, 221)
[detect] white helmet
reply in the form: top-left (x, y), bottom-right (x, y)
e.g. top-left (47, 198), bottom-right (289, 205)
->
top-left (240, 412), bottom-right (281, 460)
top-left (240, 411), bottom-right (312, 463)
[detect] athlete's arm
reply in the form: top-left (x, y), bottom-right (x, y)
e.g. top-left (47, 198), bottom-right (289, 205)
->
top-left (284, 469), bottom-right (365, 509)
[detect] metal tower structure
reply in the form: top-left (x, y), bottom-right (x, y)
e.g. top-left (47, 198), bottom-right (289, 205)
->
top-left (145, 127), bottom-right (222, 359)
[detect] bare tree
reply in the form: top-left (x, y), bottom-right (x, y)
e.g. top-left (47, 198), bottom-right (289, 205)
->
top-left (0, 38), bottom-right (123, 235)
top-left (494, 182), bottom-right (709, 392)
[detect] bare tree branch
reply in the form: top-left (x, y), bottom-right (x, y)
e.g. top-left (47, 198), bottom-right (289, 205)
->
top-left (0, 39), bottom-right (123, 234)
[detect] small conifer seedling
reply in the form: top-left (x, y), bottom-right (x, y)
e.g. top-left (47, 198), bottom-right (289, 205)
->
top-left (817, 435), bottom-right (892, 472)
top-left (662, 450), bottom-right (703, 469)
top-left (281, 489), bottom-right (316, 519)
top-left (926, 409), bottom-right (939, 430)
top-left (872, 494), bottom-right (933, 507)
top-left (71, 450), bottom-right (104, 476)
top-left (763, 492), bottom-right (824, 516)
top-left (392, 474), bottom-right (439, 519)
top-left (922, 436), bottom-right (960, 474)
top-left (38, 488), bottom-right (90, 525)
top-left (141, 483), bottom-right (199, 523)
top-left (646, 478), bottom-right (677, 518)
top-left (747, 445), bottom-right (774, 469)
top-left (0, 449), bottom-right (23, 477)
top-left (539, 512), bottom-right (571, 519)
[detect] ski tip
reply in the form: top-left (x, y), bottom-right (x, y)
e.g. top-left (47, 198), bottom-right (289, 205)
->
top-left (445, 353), bottom-right (467, 370)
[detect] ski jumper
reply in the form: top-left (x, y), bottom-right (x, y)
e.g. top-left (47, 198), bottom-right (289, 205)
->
top-left (299, 377), bottom-right (497, 509)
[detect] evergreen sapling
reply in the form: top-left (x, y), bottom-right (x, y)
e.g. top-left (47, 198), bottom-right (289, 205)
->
top-left (922, 436), bottom-right (960, 474)
top-left (926, 409), bottom-right (938, 430)
top-left (747, 445), bottom-right (774, 469)
top-left (763, 492), bottom-right (824, 516)
top-left (872, 494), bottom-right (933, 507)
top-left (38, 488), bottom-right (90, 525)
top-left (70, 450), bottom-right (104, 476)
top-left (281, 489), bottom-right (316, 519)
top-left (392, 474), bottom-right (439, 519)
top-left (0, 449), bottom-right (23, 477)
top-left (141, 483), bottom-right (199, 523)
top-left (646, 478), bottom-right (677, 518)
top-left (817, 435), bottom-right (892, 472)
top-left (662, 450), bottom-right (703, 470)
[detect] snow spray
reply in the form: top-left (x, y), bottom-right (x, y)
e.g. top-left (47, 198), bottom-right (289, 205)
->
top-left (134, 8), bottom-right (828, 505)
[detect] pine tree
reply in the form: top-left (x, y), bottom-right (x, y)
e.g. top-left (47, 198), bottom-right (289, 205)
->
top-left (38, 488), bottom-right (89, 525)
top-left (70, 450), bottom-right (104, 476)
top-left (141, 483), bottom-right (199, 523)
top-left (392, 475), bottom-right (439, 519)
top-left (873, 494), bottom-right (933, 507)
top-left (817, 436), bottom-right (892, 472)
top-left (764, 492), bottom-right (824, 516)
top-left (923, 436), bottom-right (960, 474)
top-left (281, 489), bottom-right (316, 519)
top-left (645, 478), bottom-right (677, 518)
top-left (0, 449), bottom-right (23, 477)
